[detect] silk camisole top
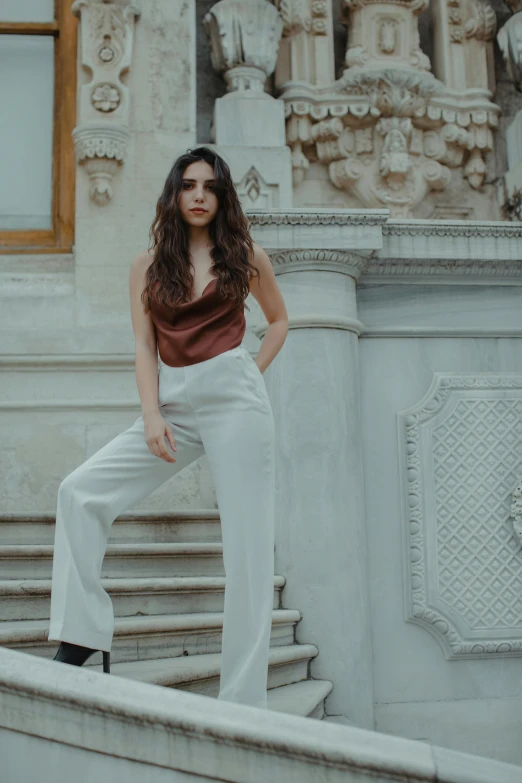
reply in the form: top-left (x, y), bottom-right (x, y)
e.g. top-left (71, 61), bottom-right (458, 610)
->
top-left (149, 278), bottom-right (246, 367)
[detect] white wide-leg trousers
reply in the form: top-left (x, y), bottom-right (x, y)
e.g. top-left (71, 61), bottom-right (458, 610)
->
top-left (48, 344), bottom-right (276, 708)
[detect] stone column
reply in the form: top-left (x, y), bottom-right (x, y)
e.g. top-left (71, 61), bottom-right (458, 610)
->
top-left (248, 209), bottom-right (387, 728)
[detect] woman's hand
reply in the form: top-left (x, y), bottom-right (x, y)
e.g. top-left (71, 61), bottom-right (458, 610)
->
top-left (143, 411), bottom-right (177, 462)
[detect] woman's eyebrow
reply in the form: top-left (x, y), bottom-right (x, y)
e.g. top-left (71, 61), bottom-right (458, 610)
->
top-left (182, 178), bottom-right (216, 183)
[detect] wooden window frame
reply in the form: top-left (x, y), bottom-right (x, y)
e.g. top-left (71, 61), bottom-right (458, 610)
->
top-left (0, 0), bottom-right (77, 254)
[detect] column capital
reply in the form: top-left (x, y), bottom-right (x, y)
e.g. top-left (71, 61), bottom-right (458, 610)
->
top-left (269, 249), bottom-right (370, 283)
top-left (247, 209), bottom-right (386, 338)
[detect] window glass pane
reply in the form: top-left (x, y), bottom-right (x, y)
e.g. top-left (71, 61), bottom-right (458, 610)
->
top-left (1, 0), bottom-right (55, 23)
top-left (0, 35), bottom-right (54, 230)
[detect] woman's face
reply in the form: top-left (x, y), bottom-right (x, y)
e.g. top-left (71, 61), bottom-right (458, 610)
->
top-left (177, 160), bottom-right (220, 227)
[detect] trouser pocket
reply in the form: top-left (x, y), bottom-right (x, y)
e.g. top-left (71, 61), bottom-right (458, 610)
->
top-left (235, 350), bottom-right (269, 408)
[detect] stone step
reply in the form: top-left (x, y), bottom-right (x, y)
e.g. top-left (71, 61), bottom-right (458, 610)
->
top-left (0, 543), bottom-right (225, 579)
top-left (87, 643), bottom-right (320, 698)
top-left (267, 679), bottom-right (334, 719)
top-left (0, 575), bottom-right (285, 621)
top-left (0, 512), bottom-right (223, 545)
top-left (0, 609), bottom-right (301, 662)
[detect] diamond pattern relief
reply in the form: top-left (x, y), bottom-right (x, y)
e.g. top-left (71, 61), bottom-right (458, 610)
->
top-left (399, 375), bottom-right (522, 658)
top-left (434, 398), bottom-right (522, 629)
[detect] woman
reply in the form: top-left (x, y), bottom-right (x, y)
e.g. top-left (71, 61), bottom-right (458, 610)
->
top-left (48, 146), bottom-right (289, 709)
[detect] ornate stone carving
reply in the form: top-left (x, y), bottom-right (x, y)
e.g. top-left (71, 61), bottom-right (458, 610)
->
top-left (342, 0), bottom-right (431, 72)
top-left (72, 1), bottom-right (140, 205)
top-left (237, 167), bottom-right (276, 208)
top-left (279, 0), bottom-right (312, 35)
top-left (203, 0), bottom-right (283, 93)
top-left (279, 0), bottom-right (500, 216)
top-left (274, 0), bottom-right (335, 87)
top-left (497, 12), bottom-right (522, 91)
top-left (71, 124), bottom-right (130, 205)
top-left (496, 6), bottom-right (522, 218)
top-left (399, 374), bottom-right (522, 658)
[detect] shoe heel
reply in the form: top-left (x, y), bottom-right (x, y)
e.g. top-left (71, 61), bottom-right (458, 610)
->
top-left (102, 651), bottom-right (110, 674)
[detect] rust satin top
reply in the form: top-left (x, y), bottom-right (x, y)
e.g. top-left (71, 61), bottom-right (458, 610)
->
top-left (149, 278), bottom-right (246, 367)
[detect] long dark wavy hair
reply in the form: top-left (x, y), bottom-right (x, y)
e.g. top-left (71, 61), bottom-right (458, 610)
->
top-left (142, 146), bottom-right (258, 313)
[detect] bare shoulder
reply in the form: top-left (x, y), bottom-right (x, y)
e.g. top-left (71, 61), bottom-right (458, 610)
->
top-left (247, 241), bottom-right (288, 325)
top-left (131, 250), bottom-right (155, 275)
top-left (250, 241), bottom-right (272, 274)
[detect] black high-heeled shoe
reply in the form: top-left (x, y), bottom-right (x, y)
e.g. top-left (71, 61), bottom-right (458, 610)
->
top-left (53, 641), bottom-right (110, 673)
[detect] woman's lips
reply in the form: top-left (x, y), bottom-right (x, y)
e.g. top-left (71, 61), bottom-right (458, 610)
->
top-left (190, 209), bottom-right (207, 213)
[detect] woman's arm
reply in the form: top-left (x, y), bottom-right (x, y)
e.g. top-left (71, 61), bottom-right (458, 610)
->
top-left (248, 242), bottom-right (289, 373)
top-left (129, 252), bottom-right (160, 416)
top-left (129, 252), bottom-right (177, 462)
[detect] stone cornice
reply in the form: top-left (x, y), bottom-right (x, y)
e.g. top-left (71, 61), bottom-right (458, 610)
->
top-left (377, 219), bottom-right (522, 277)
top-left (382, 220), bottom-right (522, 238)
top-left (247, 209), bottom-right (389, 226)
top-left (365, 258), bottom-right (522, 279)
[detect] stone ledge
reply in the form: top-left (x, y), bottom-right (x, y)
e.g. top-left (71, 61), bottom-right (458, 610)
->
top-left (2, 646), bottom-right (521, 783)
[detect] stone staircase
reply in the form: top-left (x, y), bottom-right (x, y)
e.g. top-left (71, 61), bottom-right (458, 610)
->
top-left (0, 512), bottom-right (333, 718)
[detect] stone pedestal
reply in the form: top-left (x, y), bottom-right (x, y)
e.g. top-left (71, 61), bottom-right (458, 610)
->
top-left (213, 92), bottom-right (286, 147)
top-left (248, 209), bottom-right (387, 727)
top-left (203, 0), bottom-right (292, 208)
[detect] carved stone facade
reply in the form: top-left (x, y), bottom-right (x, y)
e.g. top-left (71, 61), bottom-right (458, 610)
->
top-left (270, 0), bottom-right (500, 216)
top-left (72, 0), bottom-right (140, 205)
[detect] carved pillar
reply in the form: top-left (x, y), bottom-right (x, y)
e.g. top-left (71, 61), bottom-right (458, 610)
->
top-left (248, 209), bottom-right (387, 727)
top-left (497, 2), bottom-right (522, 217)
top-left (273, 0), bottom-right (335, 89)
top-left (432, 0), bottom-right (496, 91)
top-left (72, 0), bottom-right (140, 205)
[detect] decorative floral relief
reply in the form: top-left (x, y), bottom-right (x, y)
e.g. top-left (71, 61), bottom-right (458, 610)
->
top-left (91, 83), bottom-right (121, 112)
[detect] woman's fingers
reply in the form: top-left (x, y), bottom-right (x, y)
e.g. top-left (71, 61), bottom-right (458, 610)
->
top-left (154, 436), bottom-right (176, 463)
top-left (144, 414), bottom-right (177, 462)
top-left (165, 425), bottom-right (177, 453)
